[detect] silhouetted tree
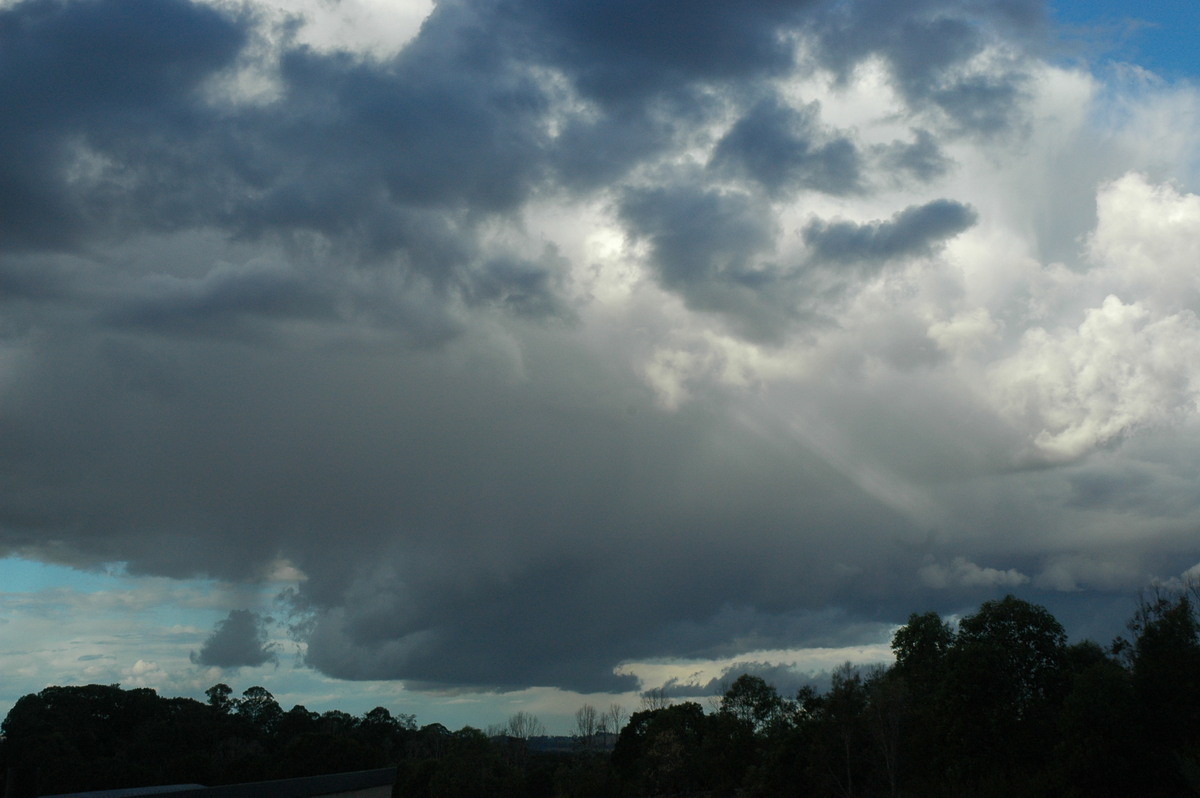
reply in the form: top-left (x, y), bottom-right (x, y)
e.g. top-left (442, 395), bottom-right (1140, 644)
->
top-left (574, 704), bottom-right (599, 750)
top-left (1120, 588), bottom-right (1200, 794)
top-left (613, 702), bottom-right (712, 795)
top-left (205, 683), bottom-right (236, 714)
top-left (236, 685), bottom-right (282, 737)
top-left (719, 673), bottom-right (787, 734)
top-left (891, 610), bottom-right (953, 688)
top-left (1052, 641), bottom-right (1141, 797)
top-left (506, 710), bottom-right (545, 740)
top-left (936, 595), bottom-right (1068, 795)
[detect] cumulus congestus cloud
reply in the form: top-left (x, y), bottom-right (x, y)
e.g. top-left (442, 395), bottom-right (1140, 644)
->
top-left (2, 0), bottom-right (1200, 698)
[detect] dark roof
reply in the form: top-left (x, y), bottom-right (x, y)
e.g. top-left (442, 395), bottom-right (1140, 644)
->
top-left (42, 768), bottom-right (397, 798)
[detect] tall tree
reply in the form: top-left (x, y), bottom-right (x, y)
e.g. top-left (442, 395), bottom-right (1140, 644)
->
top-left (505, 710), bottom-right (545, 740)
top-left (1122, 589), bottom-right (1200, 794)
top-left (939, 595), bottom-right (1068, 794)
top-left (955, 595), bottom-right (1067, 712)
top-left (205, 683), bottom-right (236, 714)
top-left (891, 611), bottom-right (953, 687)
top-left (574, 704), bottom-right (599, 750)
top-left (719, 673), bottom-right (787, 734)
top-left (236, 686), bottom-right (282, 736)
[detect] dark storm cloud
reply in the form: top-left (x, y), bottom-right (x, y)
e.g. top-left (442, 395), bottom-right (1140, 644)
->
top-left (806, 0), bottom-right (1047, 132)
top-left (464, 250), bottom-right (574, 320)
top-left (0, 324), bottom-right (922, 692)
top-left (0, 0), bottom-right (1030, 261)
top-left (3, 0), bottom-right (1166, 700)
top-left (802, 199), bottom-right (978, 267)
top-left (0, 0), bottom-right (1001, 298)
top-left (710, 96), bottom-right (862, 196)
top-left (286, 384), bottom-right (920, 692)
top-left (618, 182), bottom-right (801, 339)
top-left (619, 185), bottom-right (776, 288)
top-left (103, 265), bottom-right (337, 340)
top-left (875, 130), bottom-right (953, 183)
top-left (520, 0), bottom-right (819, 192)
top-left (0, 0), bottom-right (246, 250)
top-left (193, 609), bottom-right (276, 668)
top-left (508, 0), bottom-right (814, 107)
top-left (265, 24), bottom-right (549, 217)
top-left (0, 0), bottom-right (565, 331)
top-left (547, 107), bottom-right (675, 193)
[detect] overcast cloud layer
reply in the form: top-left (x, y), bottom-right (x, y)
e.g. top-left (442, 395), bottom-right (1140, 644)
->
top-left (2, 0), bottom-right (1200, 696)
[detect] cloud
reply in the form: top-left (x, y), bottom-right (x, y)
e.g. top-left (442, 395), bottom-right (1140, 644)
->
top-left (802, 199), bottom-right (978, 267)
top-left (983, 174), bottom-right (1200, 463)
top-left (990, 296), bottom-right (1200, 462)
top-left (510, 0), bottom-right (811, 107)
top-left (193, 609), bottom-right (277, 669)
top-left (657, 661), bottom-right (816, 701)
top-left (710, 96), bottom-right (863, 197)
top-left (0, 0), bottom-right (570, 341)
top-left (1, 0), bottom-right (1199, 705)
top-left (874, 129), bottom-right (953, 183)
top-left (1033, 555), bottom-right (1146, 592)
top-left (1085, 173), bottom-right (1200, 314)
top-left (805, 0), bottom-right (1046, 132)
top-left (919, 557), bottom-right (1030, 590)
top-left (928, 308), bottom-right (1001, 357)
top-left (104, 262), bottom-right (338, 340)
top-left (618, 181), bottom-right (791, 339)
top-left (0, 0), bottom-right (246, 250)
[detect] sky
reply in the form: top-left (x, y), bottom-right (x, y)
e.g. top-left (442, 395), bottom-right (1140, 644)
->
top-left (0, 0), bottom-right (1198, 734)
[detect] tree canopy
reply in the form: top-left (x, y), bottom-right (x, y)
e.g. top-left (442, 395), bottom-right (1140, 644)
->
top-left (5, 592), bottom-right (1200, 797)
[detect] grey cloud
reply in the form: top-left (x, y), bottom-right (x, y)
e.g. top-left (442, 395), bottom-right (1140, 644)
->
top-left (103, 265), bottom-right (337, 340)
top-left (928, 74), bottom-right (1027, 134)
top-left (193, 609), bottom-right (277, 668)
top-left (806, 0), bottom-right (1046, 133)
top-left (465, 249), bottom-right (573, 320)
top-left (0, 0), bottom-right (999, 349)
top-left (279, 367), bottom-right (923, 692)
top-left (710, 96), bottom-right (862, 196)
top-left (875, 129), bottom-right (953, 183)
top-left (509, 0), bottom-right (814, 107)
top-left (803, 199), bottom-right (977, 267)
top-left (619, 182), bottom-right (796, 340)
top-left (647, 605), bottom-right (899, 664)
top-left (0, 0), bottom-right (567, 336)
top-left (919, 557), bottom-right (1030, 590)
top-left (0, 0), bottom-right (246, 250)
top-left (0, 0), bottom-right (1186, 701)
top-left (620, 185), bottom-right (776, 287)
top-left (549, 101), bottom-right (693, 193)
top-left (700, 662), bottom-right (855, 700)
top-left (503, 0), bottom-right (821, 192)
top-left (267, 26), bottom-right (550, 216)
top-left (0, 319), bottom-right (922, 691)
top-left (1067, 467), bottom-right (1156, 511)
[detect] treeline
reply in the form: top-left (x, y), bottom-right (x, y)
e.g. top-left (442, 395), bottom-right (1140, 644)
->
top-left (0, 680), bottom-right (606, 797)
top-left (4, 590), bottom-right (1200, 796)
top-left (613, 590), bottom-right (1200, 797)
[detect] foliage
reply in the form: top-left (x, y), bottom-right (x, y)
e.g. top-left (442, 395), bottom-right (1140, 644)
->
top-left (0, 683), bottom-right (416, 797)
top-left (718, 673), bottom-right (786, 733)
top-left (5, 592), bottom-right (1200, 797)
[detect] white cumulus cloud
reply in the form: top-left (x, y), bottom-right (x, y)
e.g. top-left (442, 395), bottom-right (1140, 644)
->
top-left (991, 295), bottom-right (1200, 461)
